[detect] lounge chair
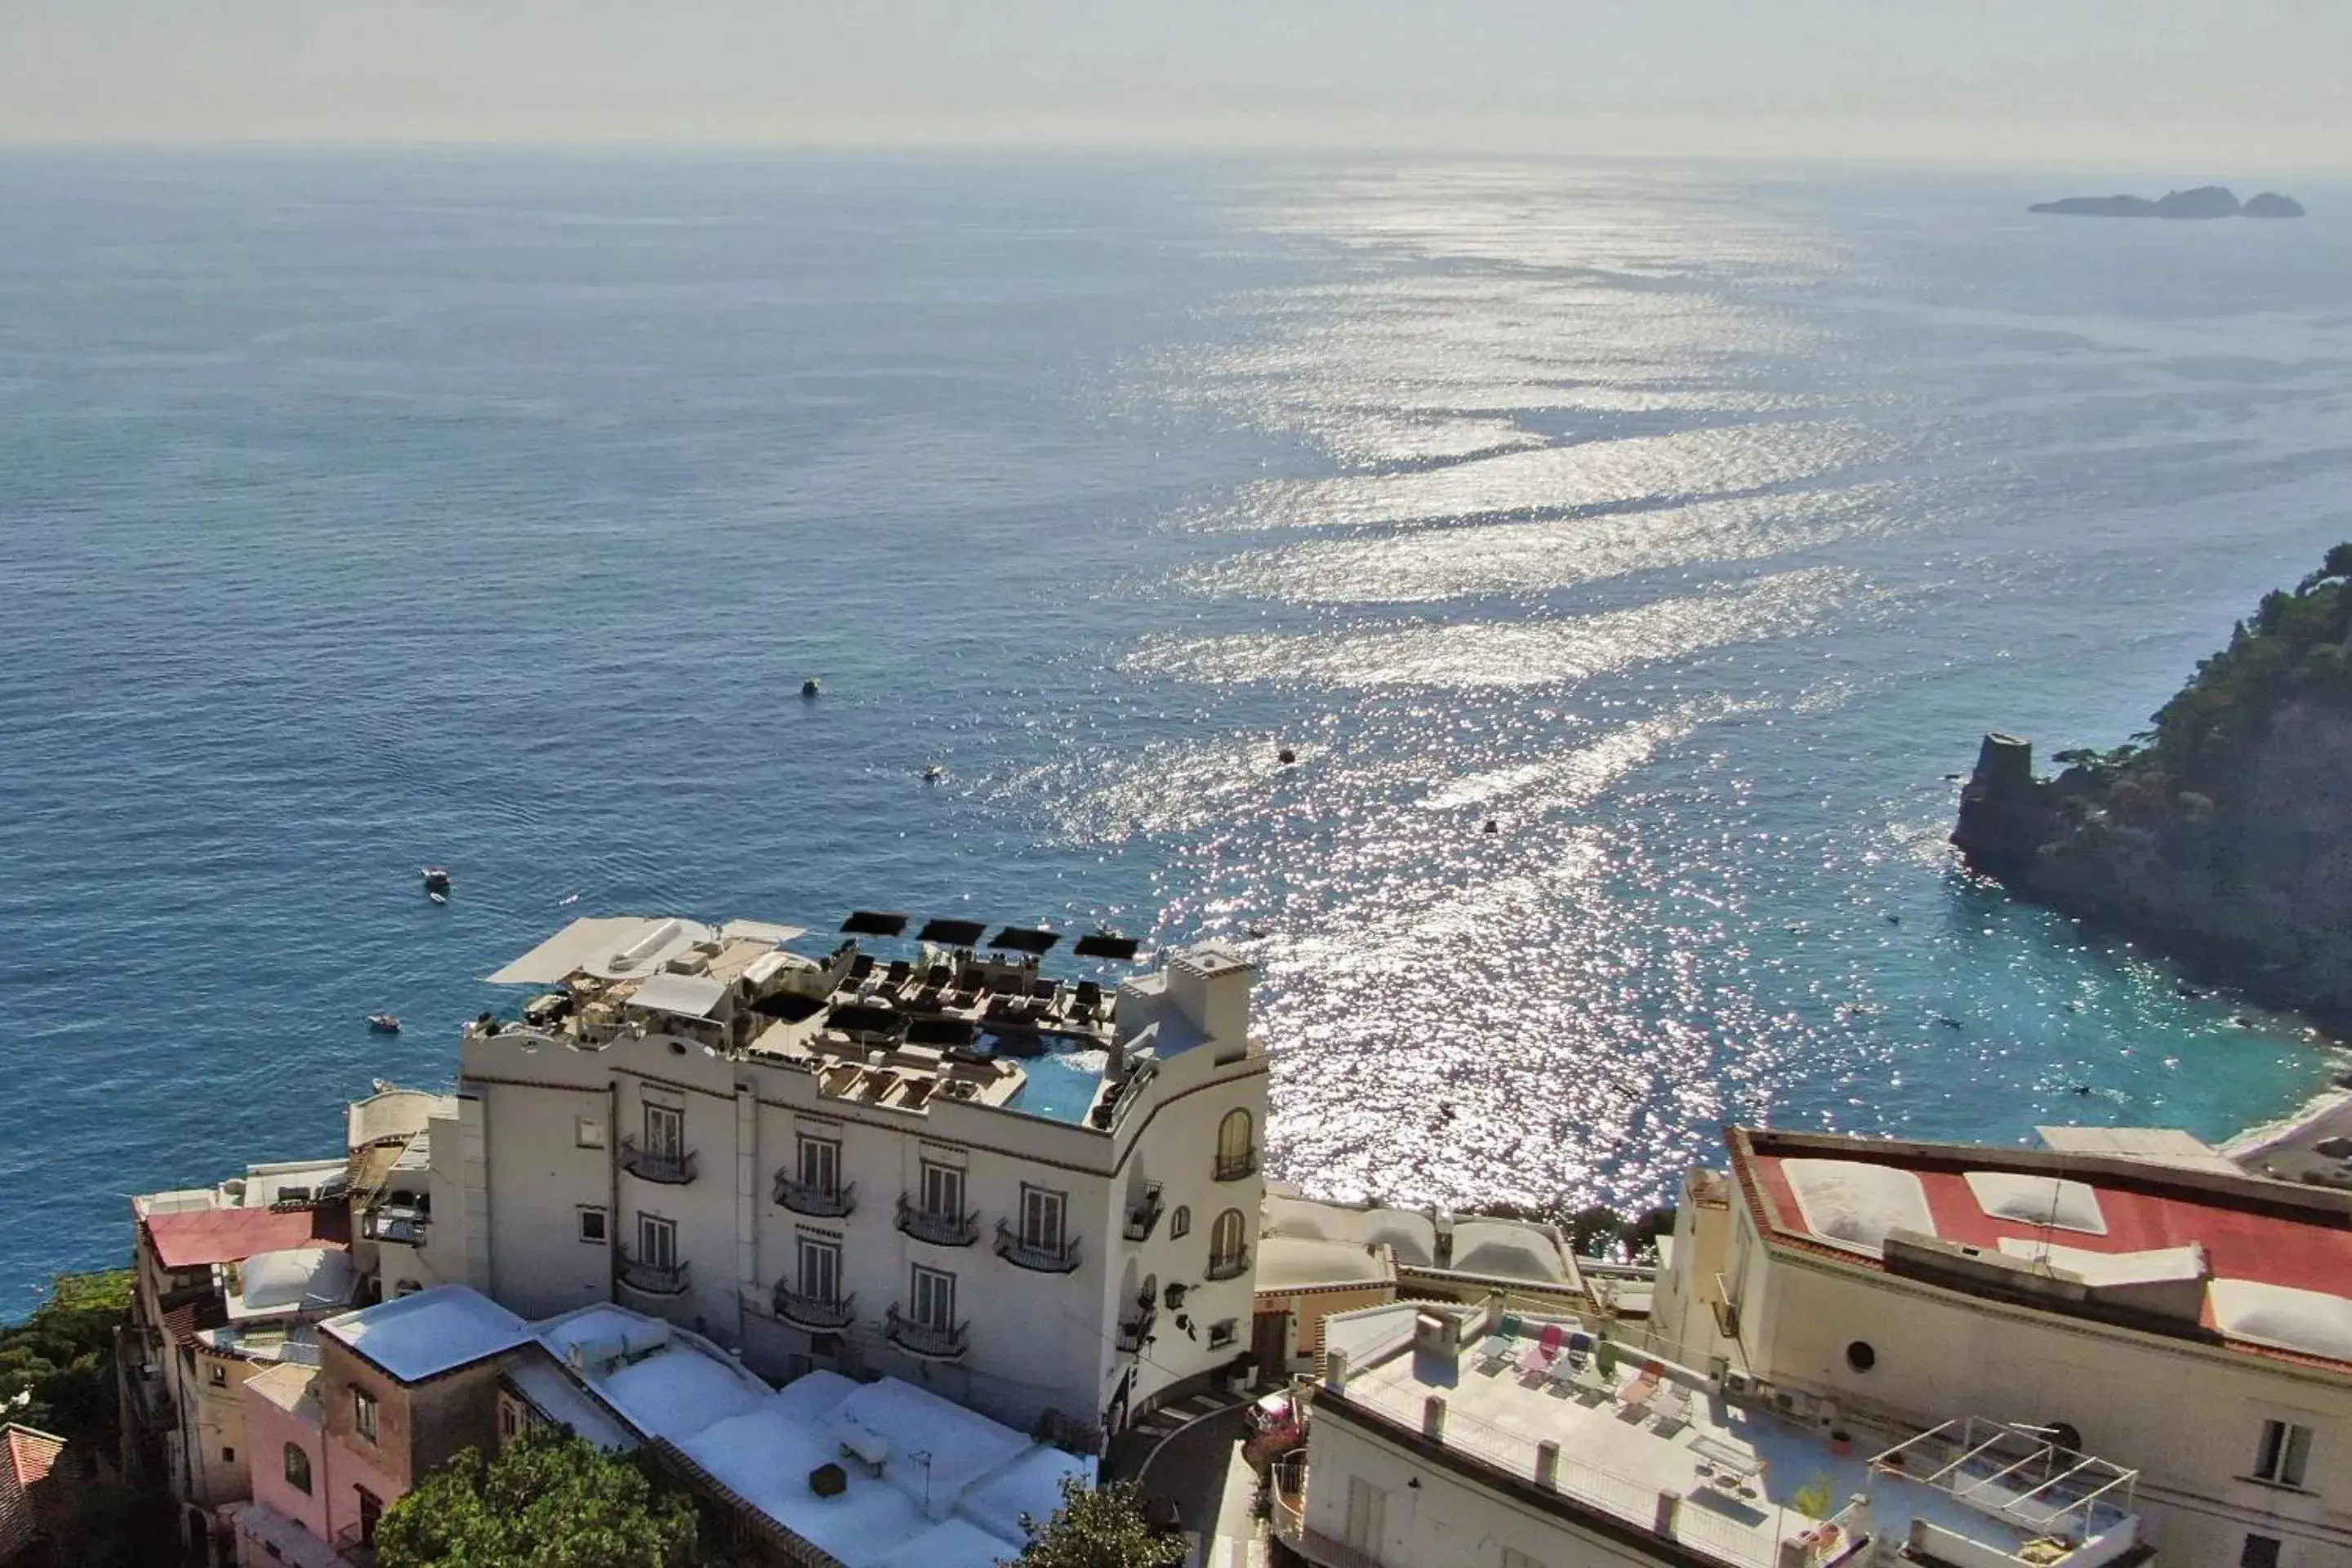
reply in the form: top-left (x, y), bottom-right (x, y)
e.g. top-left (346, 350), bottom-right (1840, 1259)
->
top-left (1473, 1333), bottom-right (1515, 1373)
top-left (1649, 1383), bottom-right (1690, 1434)
top-left (1616, 1359), bottom-right (1664, 1414)
top-left (1516, 1321), bottom-right (1566, 1379)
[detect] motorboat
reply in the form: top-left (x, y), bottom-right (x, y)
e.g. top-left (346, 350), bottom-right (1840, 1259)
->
top-left (368, 1013), bottom-right (402, 1034)
top-left (421, 866), bottom-right (452, 894)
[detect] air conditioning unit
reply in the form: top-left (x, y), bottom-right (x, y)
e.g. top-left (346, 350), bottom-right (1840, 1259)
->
top-left (1722, 1370), bottom-right (1757, 1399)
top-left (1771, 1388), bottom-right (1812, 1421)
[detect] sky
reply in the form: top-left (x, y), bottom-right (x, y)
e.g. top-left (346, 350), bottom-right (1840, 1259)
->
top-left (2, 0), bottom-right (2346, 171)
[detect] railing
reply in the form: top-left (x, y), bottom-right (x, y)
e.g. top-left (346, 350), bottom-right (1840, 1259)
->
top-left (335, 1523), bottom-right (379, 1568)
top-left (1123, 1184), bottom-right (1165, 1241)
top-left (996, 1218), bottom-right (1082, 1272)
top-left (773, 1285), bottom-right (857, 1332)
top-left (1213, 1148), bottom-right (1258, 1183)
top-left (884, 1305), bottom-right (969, 1361)
top-left (619, 1138), bottom-right (698, 1185)
top-left (775, 1173), bottom-right (857, 1218)
top-left (1710, 1272), bottom-right (1742, 1340)
top-left (363, 1207), bottom-right (428, 1245)
top-left (1205, 1246), bottom-right (1251, 1281)
top-left (896, 1193), bottom-right (978, 1246)
top-left (617, 1251), bottom-right (691, 1297)
top-left (1117, 1304), bottom-right (1157, 1354)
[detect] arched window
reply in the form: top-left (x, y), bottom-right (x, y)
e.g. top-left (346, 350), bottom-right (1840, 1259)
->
top-left (1169, 1205), bottom-right (1192, 1240)
top-left (1214, 1109), bottom-right (1255, 1180)
top-left (283, 1442), bottom-right (312, 1495)
top-left (1208, 1208), bottom-right (1248, 1278)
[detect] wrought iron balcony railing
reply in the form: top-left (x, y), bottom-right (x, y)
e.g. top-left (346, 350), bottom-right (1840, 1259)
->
top-left (773, 1285), bottom-right (857, 1333)
top-left (896, 1194), bottom-right (978, 1247)
top-left (996, 1218), bottom-right (1081, 1273)
top-left (1205, 1247), bottom-right (1251, 1282)
top-left (1122, 1185), bottom-right (1165, 1242)
top-left (1212, 1149), bottom-right (1259, 1183)
top-left (617, 1251), bottom-right (691, 1296)
top-left (619, 1138), bottom-right (698, 1186)
top-left (884, 1306), bottom-right (969, 1361)
top-left (775, 1174), bottom-right (857, 1218)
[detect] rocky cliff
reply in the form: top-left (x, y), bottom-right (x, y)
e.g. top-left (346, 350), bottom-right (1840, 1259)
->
top-left (2029, 185), bottom-right (2306, 220)
top-left (1954, 546), bottom-right (2352, 1016)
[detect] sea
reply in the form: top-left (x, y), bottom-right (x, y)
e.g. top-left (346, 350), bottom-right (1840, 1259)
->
top-left (5, 152), bottom-right (2351, 1312)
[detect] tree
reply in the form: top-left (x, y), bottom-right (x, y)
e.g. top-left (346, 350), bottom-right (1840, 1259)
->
top-left (1015, 1476), bottom-right (1187, 1568)
top-left (0, 1270), bottom-right (131, 1456)
top-left (374, 1431), bottom-right (699, 1568)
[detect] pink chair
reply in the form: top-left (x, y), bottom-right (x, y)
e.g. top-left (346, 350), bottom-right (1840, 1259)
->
top-left (1515, 1321), bottom-right (1566, 1377)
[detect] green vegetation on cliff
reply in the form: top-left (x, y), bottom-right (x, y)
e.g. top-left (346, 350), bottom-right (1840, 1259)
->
top-left (0, 1270), bottom-right (131, 1454)
top-left (1957, 545), bottom-right (2352, 1014)
top-left (2060, 543), bottom-right (2352, 806)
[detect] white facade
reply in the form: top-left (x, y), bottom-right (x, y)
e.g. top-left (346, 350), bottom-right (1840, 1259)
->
top-left (423, 919), bottom-right (1270, 1441)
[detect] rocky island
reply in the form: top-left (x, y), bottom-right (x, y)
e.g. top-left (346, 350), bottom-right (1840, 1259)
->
top-left (2028, 185), bottom-right (2305, 219)
top-left (1955, 546), bottom-right (2352, 1017)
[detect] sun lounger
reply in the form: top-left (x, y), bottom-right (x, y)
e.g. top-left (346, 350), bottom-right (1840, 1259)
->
top-left (1474, 1334), bottom-right (1514, 1372)
top-left (1616, 1359), bottom-right (1664, 1413)
top-left (1649, 1383), bottom-right (1690, 1434)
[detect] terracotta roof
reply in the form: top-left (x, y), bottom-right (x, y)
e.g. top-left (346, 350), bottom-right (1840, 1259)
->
top-left (144, 1205), bottom-right (350, 1271)
top-left (3, 1428), bottom-right (62, 1493)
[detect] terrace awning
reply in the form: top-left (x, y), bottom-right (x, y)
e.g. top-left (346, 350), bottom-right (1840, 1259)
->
top-left (987, 927), bottom-right (1062, 954)
top-left (917, 918), bottom-right (990, 947)
top-left (841, 911), bottom-right (910, 938)
top-left (1072, 933), bottom-right (1141, 961)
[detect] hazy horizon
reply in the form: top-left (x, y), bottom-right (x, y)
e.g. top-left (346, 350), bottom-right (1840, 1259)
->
top-left (5, 0), bottom-right (2347, 175)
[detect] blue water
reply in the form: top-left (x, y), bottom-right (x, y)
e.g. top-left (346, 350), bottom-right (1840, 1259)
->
top-left (7, 153), bottom-right (2352, 1312)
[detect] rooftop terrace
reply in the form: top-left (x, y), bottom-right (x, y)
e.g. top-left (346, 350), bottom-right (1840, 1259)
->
top-left (472, 912), bottom-right (1243, 1127)
top-left (1302, 1303), bottom-right (2141, 1568)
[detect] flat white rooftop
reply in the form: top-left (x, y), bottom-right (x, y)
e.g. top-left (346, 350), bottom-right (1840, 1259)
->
top-left (1320, 1305), bottom-right (2140, 1568)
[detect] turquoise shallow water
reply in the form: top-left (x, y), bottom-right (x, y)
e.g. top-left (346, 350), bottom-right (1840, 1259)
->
top-left (5, 154), bottom-right (2351, 1309)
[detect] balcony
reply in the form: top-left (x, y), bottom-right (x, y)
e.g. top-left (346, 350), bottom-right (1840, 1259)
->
top-left (335, 1524), bottom-right (380, 1568)
top-left (884, 1305), bottom-right (969, 1361)
top-left (774, 1285), bottom-right (857, 1333)
top-left (1122, 1184), bottom-right (1165, 1242)
top-left (996, 1218), bottom-right (1081, 1273)
top-left (619, 1138), bottom-right (698, 1186)
top-left (617, 1251), bottom-right (691, 1297)
top-left (1205, 1247), bottom-right (1251, 1282)
top-left (1212, 1149), bottom-right (1258, 1183)
top-left (1116, 1303), bottom-right (1157, 1354)
top-left (776, 1174), bottom-right (857, 1218)
top-left (896, 1194), bottom-right (978, 1247)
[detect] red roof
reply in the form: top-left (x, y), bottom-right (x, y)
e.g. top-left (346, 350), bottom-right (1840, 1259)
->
top-left (1736, 1130), bottom-right (2352, 1365)
top-left (3, 1428), bottom-right (62, 1493)
top-left (144, 1205), bottom-right (350, 1271)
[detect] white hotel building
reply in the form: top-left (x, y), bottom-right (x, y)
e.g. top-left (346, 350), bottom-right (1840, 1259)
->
top-left (376, 911), bottom-right (1269, 1444)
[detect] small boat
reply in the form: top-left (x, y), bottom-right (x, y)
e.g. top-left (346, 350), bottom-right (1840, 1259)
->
top-left (429, 891), bottom-right (448, 906)
top-left (923, 764), bottom-right (944, 782)
top-left (421, 866), bottom-right (452, 894)
top-left (802, 678), bottom-right (822, 697)
top-left (368, 1014), bottom-right (402, 1034)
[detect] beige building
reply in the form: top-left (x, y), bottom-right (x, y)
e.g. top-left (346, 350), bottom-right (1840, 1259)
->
top-left (395, 913), bottom-right (1270, 1441)
top-left (1652, 1127), bottom-right (2352, 1568)
top-left (1279, 1298), bottom-right (2146, 1568)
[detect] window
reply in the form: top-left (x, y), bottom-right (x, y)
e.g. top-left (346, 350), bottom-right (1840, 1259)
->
top-left (1208, 1319), bottom-right (1236, 1350)
top-left (2241, 1534), bottom-right (2281, 1568)
top-left (1215, 1108), bottom-right (1255, 1177)
top-left (920, 1160), bottom-right (964, 1219)
top-left (799, 1236), bottom-right (843, 1304)
top-left (283, 1443), bottom-right (312, 1495)
top-left (207, 1363), bottom-right (228, 1388)
top-left (352, 1388), bottom-right (378, 1444)
top-left (222, 1446), bottom-right (235, 1464)
top-left (911, 1264), bottom-right (956, 1330)
top-left (575, 1115), bottom-right (605, 1149)
top-left (799, 1136), bottom-right (841, 1194)
top-left (579, 1206), bottom-right (608, 1244)
top-left (393, 1279), bottom-right (424, 1298)
top-left (1170, 1205), bottom-right (1192, 1240)
top-left (1845, 1340), bottom-right (1876, 1373)
top-left (2253, 1419), bottom-right (2312, 1488)
top-left (644, 1102), bottom-right (684, 1159)
top-left (1021, 1185), bottom-right (1067, 1252)
top-left (1209, 1208), bottom-right (1247, 1269)
top-left (499, 1400), bottom-right (519, 1441)
top-left (637, 1214), bottom-right (679, 1271)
